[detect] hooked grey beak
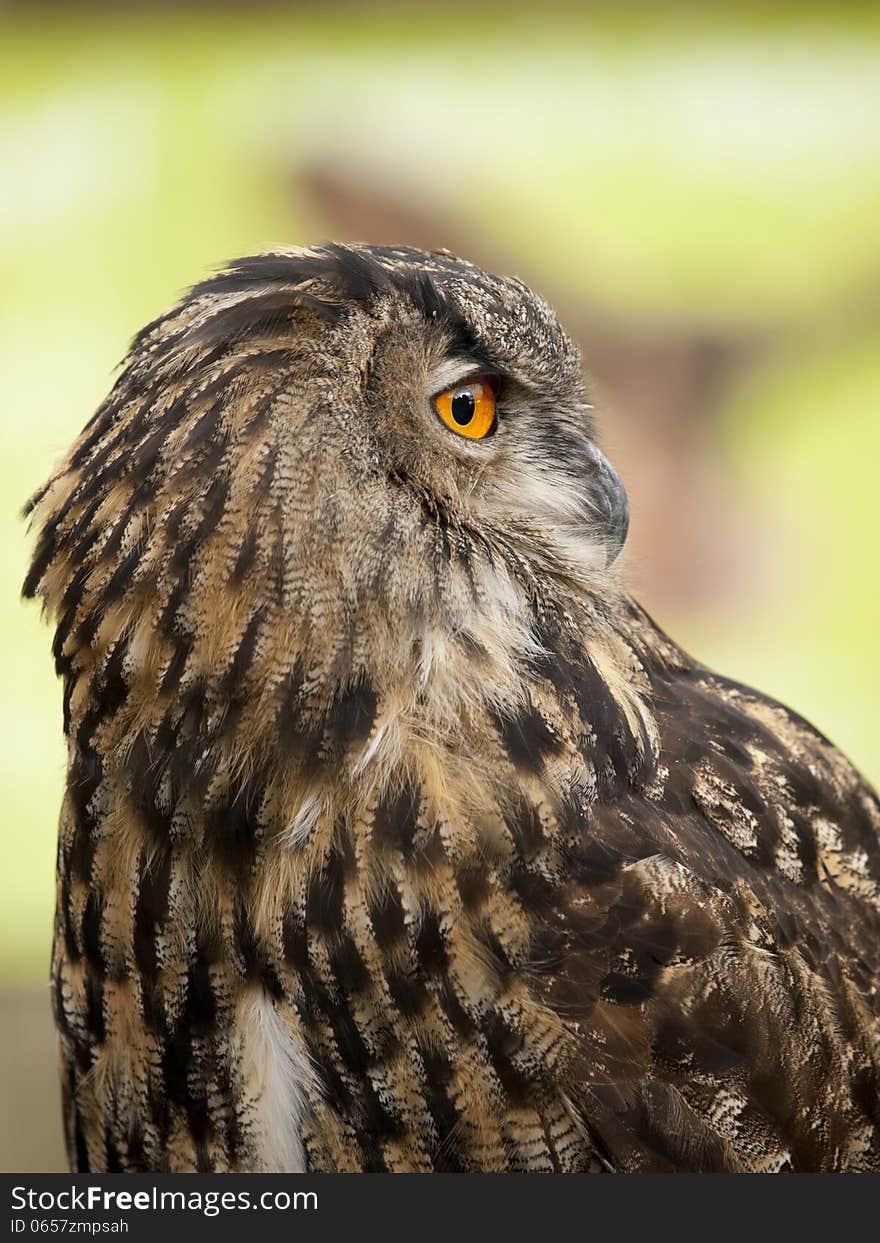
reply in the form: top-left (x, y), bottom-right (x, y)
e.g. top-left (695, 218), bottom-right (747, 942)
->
top-left (586, 443), bottom-right (629, 565)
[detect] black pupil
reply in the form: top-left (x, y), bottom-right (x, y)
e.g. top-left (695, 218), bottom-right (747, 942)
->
top-left (451, 388), bottom-right (476, 425)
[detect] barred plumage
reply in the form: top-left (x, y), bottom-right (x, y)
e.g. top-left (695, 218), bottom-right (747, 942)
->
top-left (24, 244), bottom-right (880, 1172)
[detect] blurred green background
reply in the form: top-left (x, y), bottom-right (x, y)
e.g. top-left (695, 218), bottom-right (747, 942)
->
top-left (1, 1), bottom-right (879, 1169)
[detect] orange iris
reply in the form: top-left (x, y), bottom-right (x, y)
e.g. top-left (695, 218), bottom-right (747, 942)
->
top-left (433, 376), bottom-right (497, 440)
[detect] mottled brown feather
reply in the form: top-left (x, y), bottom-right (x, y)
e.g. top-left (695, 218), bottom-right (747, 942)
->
top-left (25, 244), bottom-right (880, 1172)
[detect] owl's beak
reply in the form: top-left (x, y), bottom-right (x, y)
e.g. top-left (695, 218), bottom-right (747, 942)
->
top-left (585, 443), bottom-right (629, 565)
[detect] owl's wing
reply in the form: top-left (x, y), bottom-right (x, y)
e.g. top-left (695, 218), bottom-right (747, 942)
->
top-left (533, 652), bottom-right (880, 1172)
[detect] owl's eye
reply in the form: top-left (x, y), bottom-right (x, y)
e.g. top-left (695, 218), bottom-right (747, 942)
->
top-left (432, 376), bottom-right (497, 440)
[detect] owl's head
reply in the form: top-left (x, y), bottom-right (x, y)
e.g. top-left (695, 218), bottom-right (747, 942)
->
top-left (176, 242), bottom-right (627, 577)
top-left (25, 244), bottom-right (631, 739)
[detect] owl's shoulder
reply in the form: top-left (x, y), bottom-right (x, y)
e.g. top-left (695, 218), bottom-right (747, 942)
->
top-left (635, 610), bottom-right (880, 902)
top-left (522, 602), bottom-right (880, 1171)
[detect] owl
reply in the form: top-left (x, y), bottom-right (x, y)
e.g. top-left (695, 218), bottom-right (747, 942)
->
top-left (24, 244), bottom-right (880, 1173)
